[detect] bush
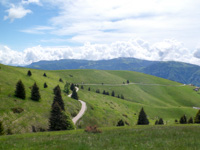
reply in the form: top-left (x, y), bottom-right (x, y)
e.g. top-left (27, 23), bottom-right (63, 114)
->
top-left (0, 121), bottom-right (4, 135)
top-left (59, 78), bottom-right (63, 82)
top-left (11, 107), bottom-right (24, 113)
top-left (85, 125), bottom-right (102, 133)
top-left (43, 73), bottom-right (47, 77)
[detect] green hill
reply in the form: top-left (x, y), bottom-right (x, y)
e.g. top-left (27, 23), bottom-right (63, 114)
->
top-left (0, 64), bottom-right (200, 134)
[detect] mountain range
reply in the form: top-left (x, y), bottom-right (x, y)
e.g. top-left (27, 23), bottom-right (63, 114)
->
top-left (26, 57), bottom-right (200, 86)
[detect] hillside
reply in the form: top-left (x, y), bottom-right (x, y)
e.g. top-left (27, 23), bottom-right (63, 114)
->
top-left (1, 64), bottom-right (200, 134)
top-left (26, 57), bottom-right (200, 86)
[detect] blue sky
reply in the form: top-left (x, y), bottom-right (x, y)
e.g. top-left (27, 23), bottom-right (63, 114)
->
top-left (1, 0), bottom-right (200, 65)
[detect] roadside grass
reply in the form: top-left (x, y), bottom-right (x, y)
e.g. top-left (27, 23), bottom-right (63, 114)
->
top-left (1, 125), bottom-right (200, 150)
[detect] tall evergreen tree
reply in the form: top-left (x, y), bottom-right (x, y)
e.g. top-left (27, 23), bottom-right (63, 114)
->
top-left (180, 115), bottom-right (187, 124)
top-left (49, 102), bottom-right (74, 131)
top-left (71, 88), bottom-right (78, 100)
top-left (137, 107), bottom-right (149, 125)
top-left (0, 120), bottom-right (4, 135)
top-left (43, 73), bottom-right (47, 77)
top-left (111, 91), bottom-right (115, 97)
top-left (188, 117), bottom-right (193, 124)
top-left (88, 87), bottom-right (91, 91)
top-left (15, 80), bottom-right (26, 99)
top-left (158, 118), bottom-right (164, 125)
top-left (31, 82), bottom-right (41, 101)
top-left (195, 110), bottom-right (200, 123)
top-left (27, 70), bottom-right (32, 76)
top-left (127, 80), bottom-right (129, 84)
top-left (44, 82), bottom-right (48, 88)
top-left (70, 83), bottom-right (75, 91)
top-left (52, 85), bottom-right (65, 111)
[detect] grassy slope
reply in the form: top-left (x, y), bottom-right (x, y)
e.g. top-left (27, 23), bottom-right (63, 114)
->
top-left (1, 64), bottom-right (200, 133)
top-left (0, 64), bottom-right (81, 133)
top-left (1, 125), bottom-right (200, 150)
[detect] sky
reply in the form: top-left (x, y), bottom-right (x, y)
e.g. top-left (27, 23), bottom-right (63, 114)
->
top-left (1, 0), bottom-right (200, 66)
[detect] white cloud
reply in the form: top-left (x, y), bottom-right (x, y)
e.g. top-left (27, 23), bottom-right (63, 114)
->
top-left (4, 4), bottom-right (32, 22)
top-left (21, 26), bottom-right (55, 34)
top-left (22, 0), bottom-right (41, 5)
top-left (0, 38), bottom-right (200, 66)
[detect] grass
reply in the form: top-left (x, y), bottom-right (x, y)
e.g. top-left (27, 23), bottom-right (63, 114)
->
top-left (1, 125), bottom-right (200, 150)
top-left (1, 64), bottom-right (200, 134)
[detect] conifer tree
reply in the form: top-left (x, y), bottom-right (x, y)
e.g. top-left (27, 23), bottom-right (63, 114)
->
top-left (49, 102), bottom-right (74, 131)
top-left (70, 83), bottom-right (75, 91)
top-left (52, 85), bottom-right (65, 111)
top-left (188, 117), bottom-right (193, 124)
top-left (31, 82), bottom-right (41, 101)
top-left (27, 70), bottom-right (32, 76)
top-left (0, 120), bottom-right (4, 135)
top-left (117, 95), bottom-right (120, 98)
top-left (180, 115), bottom-right (187, 124)
top-left (155, 120), bottom-right (158, 125)
top-left (71, 88), bottom-right (78, 100)
top-left (158, 118), bottom-right (164, 125)
top-left (137, 107), bottom-right (149, 125)
top-left (44, 82), bottom-right (48, 88)
top-left (127, 80), bottom-right (129, 84)
top-left (15, 80), bottom-right (26, 99)
top-left (43, 73), bottom-right (47, 77)
top-left (195, 110), bottom-right (200, 123)
top-left (81, 85), bottom-right (84, 89)
top-left (111, 91), bottom-right (115, 97)
top-left (59, 78), bottom-right (63, 82)
top-left (117, 119), bottom-right (125, 126)
top-left (88, 87), bottom-right (91, 91)
top-left (106, 92), bottom-right (109, 95)
top-left (121, 94), bottom-right (124, 99)
top-left (103, 90), bottom-right (106, 95)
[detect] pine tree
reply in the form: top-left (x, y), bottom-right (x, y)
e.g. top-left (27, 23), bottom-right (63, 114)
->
top-left (71, 88), bottom-right (78, 100)
top-left (15, 80), bottom-right (26, 99)
top-left (0, 120), bottom-right (4, 135)
top-left (59, 78), bottom-right (63, 82)
top-left (44, 82), bottom-right (48, 88)
top-left (121, 94), bottom-right (124, 99)
top-left (137, 107), bottom-right (149, 125)
top-left (111, 91), bottom-right (115, 97)
top-left (103, 90), bottom-right (106, 95)
top-left (158, 118), bottom-right (164, 125)
top-left (117, 95), bottom-right (120, 98)
top-left (43, 73), bottom-right (47, 77)
top-left (188, 117), bottom-right (193, 124)
top-left (27, 70), bottom-right (32, 76)
top-left (64, 82), bottom-right (70, 94)
top-left (195, 110), bottom-right (200, 123)
top-left (155, 120), bottom-right (158, 125)
top-left (88, 87), bottom-right (91, 91)
top-left (117, 119), bottom-right (125, 126)
top-left (127, 80), bottom-right (129, 84)
top-left (49, 102), bottom-right (74, 131)
top-left (52, 85), bottom-right (65, 111)
top-left (180, 115), bottom-right (187, 124)
top-left (70, 83), bottom-right (75, 91)
top-left (81, 85), bottom-right (84, 89)
top-left (31, 82), bottom-right (41, 101)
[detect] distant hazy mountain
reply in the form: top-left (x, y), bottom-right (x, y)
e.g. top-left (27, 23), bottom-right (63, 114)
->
top-left (26, 57), bottom-right (200, 86)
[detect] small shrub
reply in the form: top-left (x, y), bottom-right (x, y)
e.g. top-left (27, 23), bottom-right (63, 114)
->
top-left (59, 78), bottom-right (63, 82)
top-left (11, 107), bottom-right (24, 113)
top-left (43, 73), bottom-right (47, 77)
top-left (0, 121), bottom-right (4, 135)
top-left (81, 85), bottom-right (84, 89)
top-left (85, 125), bottom-right (102, 133)
top-left (117, 119), bottom-right (125, 126)
top-left (44, 82), bottom-right (48, 88)
top-left (6, 128), bottom-right (13, 135)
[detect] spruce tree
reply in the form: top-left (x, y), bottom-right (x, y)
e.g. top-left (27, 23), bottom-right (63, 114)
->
top-left (81, 85), bottom-right (84, 89)
top-left (71, 88), bottom-right (78, 100)
top-left (195, 110), bottom-right (200, 123)
top-left (155, 120), bottom-right (158, 125)
top-left (15, 80), bottom-right (26, 99)
top-left (27, 70), bottom-right (32, 76)
top-left (44, 82), bottom-right (48, 88)
top-left (127, 80), bottom-right (129, 84)
top-left (88, 87), bottom-right (91, 91)
top-left (111, 91), bottom-right (115, 97)
top-left (31, 82), bottom-right (41, 101)
top-left (59, 78), bottom-right (63, 82)
top-left (43, 73), bottom-right (47, 77)
top-left (117, 95), bottom-right (120, 98)
top-left (52, 85), bottom-right (65, 111)
top-left (158, 118), bottom-right (164, 125)
top-left (137, 107), bottom-right (149, 125)
top-left (188, 117), bottom-right (193, 124)
top-left (0, 120), bottom-right (4, 135)
top-left (70, 83), bottom-right (75, 91)
top-left (180, 115), bottom-right (187, 124)
top-left (103, 90), bottom-right (106, 95)
top-left (49, 102), bottom-right (74, 131)
top-left (121, 94), bottom-right (124, 99)
top-left (117, 119), bottom-right (125, 126)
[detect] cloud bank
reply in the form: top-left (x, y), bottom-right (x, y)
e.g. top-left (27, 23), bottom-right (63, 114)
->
top-left (0, 38), bottom-right (200, 66)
